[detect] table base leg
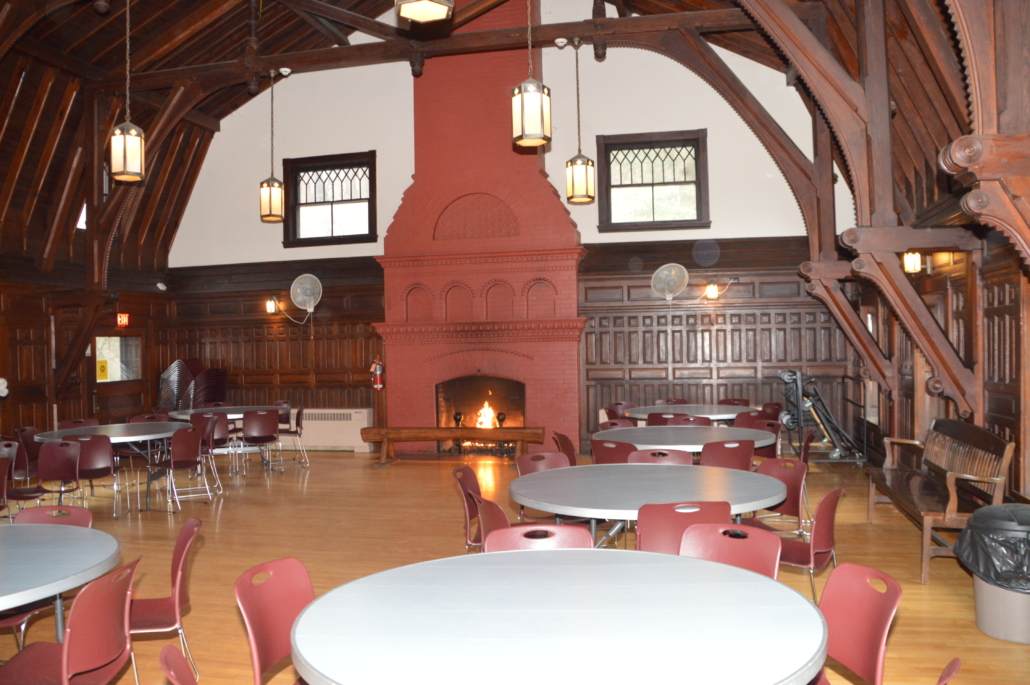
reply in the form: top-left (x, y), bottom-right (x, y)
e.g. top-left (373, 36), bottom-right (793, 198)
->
top-left (595, 521), bottom-right (625, 548)
top-left (54, 595), bottom-right (64, 642)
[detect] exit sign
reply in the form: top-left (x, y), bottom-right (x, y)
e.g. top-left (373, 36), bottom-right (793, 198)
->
top-left (116, 313), bottom-right (129, 327)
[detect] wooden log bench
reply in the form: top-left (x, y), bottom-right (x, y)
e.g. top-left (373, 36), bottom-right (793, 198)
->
top-left (360, 427), bottom-right (546, 466)
top-left (867, 419), bottom-right (1015, 584)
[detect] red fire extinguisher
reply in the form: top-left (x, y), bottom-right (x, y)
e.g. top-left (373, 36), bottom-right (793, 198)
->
top-left (370, 355), bottom-right (384, 390)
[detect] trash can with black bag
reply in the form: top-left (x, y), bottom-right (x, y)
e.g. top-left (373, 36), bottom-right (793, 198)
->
top-left (955, 503), bottom-right (1030, 644)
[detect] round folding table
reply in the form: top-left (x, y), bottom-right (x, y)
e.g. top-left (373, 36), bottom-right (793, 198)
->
top-left (624, 404), bottom-right (759, 421)
top-left (292, 549), bottom-right (827, 685)
top-left (168, 405), bottom-right (280, 421)
top-left (0, 525), bottom-right (120, 641)
top-left (596, 425), bottom-right (776, 451)
top-left (35, 422), bottom-right (191, 443)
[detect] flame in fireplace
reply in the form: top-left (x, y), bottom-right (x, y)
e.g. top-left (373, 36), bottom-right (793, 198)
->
top-left (475, 401), bottom-right (498, 429)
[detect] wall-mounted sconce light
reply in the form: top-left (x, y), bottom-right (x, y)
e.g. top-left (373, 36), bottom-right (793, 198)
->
top-left (265, 298), bottom-right (278, 314)
top-left (902, 252), bottom-right (922, 273)
top-left (701, 277), bottom-right (739, 301)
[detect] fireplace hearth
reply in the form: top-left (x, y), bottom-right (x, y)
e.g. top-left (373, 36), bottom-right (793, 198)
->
top-left (437, 375), bottom-right (525, 454)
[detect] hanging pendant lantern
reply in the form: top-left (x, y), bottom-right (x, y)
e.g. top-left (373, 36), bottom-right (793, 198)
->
top-left (110, 0), bottom-right (145, 183)
top-left (511, 0), bottom-right (550, 147)
top-left (565, 39), bottom-right (594, 203)
top-left (260, 69), bottom-right (284, 223)
top-left (902, 252), bottom-right (922, 273)
top-left (396, 0), bottom-right (453, 22)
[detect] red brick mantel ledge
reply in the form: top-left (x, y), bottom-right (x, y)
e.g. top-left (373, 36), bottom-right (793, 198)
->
top-left (373, 319), bottom-right (588, 344)
top-left (376, 247), bottom-right (586, 270)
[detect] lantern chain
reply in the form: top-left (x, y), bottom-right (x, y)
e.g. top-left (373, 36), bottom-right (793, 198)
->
top-left (526, 0), bottom-right (533, 79)
top-left (125, 0), bottom-right (131, 122)
top-left (574, 40), bottom-right (582, 154)
top-left (270, 70), bottom-right (275, 176)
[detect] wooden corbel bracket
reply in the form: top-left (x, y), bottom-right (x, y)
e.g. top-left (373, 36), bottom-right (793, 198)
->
top-left (839, 226), bottom-right (982, 254)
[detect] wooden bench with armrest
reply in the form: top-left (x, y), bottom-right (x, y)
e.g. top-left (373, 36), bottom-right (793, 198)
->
top-left (867, 418), bottom-right (1015, 584)
top-left (360, 427), bottom-right (546, 466)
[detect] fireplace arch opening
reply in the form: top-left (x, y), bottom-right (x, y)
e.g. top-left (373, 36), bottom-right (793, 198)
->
top-left (436, 375), bottom-right (525, 431)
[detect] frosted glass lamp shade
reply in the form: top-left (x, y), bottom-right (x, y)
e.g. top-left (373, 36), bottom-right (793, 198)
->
top-left (512, 78), bottom-right (551, 147)
top-left (260, 176), bottom-right (284, 223)
top-left (704, 283), bottom-right (720, 300)
top-left (902, 252), bottom-right (922, 273)
top-left (565, 153), bottom-right (595, 204)
top-left (396, 0), bottom-right (453, 21)
top-left (265, 299), bottom-right (277, 314)
top-left (110, 121), bottom-right (145, 182)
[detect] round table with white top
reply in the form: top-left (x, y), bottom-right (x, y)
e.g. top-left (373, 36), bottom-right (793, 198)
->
top-left (624, 404), bottom-right (759, 421)
top-left (292, 549), bottom-right (827, 685)
top-left (0, 525), bottom-right (121, 641)
top-left (168, 405), bottom-right (281, 421)
top-left (35, 422), bottom-right (191, 443)
top-left (596, 425), bottom-right (776, 451)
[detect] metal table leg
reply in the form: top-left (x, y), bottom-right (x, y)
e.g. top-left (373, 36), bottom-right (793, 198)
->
top-left (54, 595), bottom-right (64, 642)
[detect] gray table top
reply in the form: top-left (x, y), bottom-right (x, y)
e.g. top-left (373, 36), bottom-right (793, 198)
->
top-left (595, 425), bottom-right (776, 451)
top-left (0, 526), bottom-right (121, 611)
top-left (625, 404), bottom-right (760, 420)
top-left (168, 406), bottom-right (280, 421)
top-left (509, 463), bottom-right (786, 519)
top-left (36, 422), bottom-right (192, 443)
top-left (292, 549), bottom-right (827, 685)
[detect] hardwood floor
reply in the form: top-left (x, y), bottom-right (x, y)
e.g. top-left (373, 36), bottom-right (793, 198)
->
top-left (2, 452), bottom-right (1028, 684)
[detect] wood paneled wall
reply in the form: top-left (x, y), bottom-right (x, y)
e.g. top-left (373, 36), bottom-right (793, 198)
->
top-left (578, 239), bottom-right (857, 449)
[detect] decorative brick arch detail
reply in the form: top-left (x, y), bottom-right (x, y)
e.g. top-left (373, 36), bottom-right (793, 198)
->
top-left (423, 347), bottom-right (535, 363)
top-left (399, 281), bottom-right (435, 301)
top-left (434, 193), bottom-right (520, 240)
top-left (440, 280), bottom-right (476, 298)
top-left (521, 277), bottom-right (559, 296)
top-left (479, 279), bottom-right (516, 298)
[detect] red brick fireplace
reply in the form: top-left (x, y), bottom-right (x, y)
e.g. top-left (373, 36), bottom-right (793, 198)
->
top-left (374, 0), bottom-right (585, 451)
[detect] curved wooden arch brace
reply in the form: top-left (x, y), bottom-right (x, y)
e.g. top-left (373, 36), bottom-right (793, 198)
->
top-left (736, 0), bottom-right (871, 226)
top-left (850, 251), bottom-right (977, 418)
top-left (0, 0), bottom-right (77, 64)
top-left (610, 29), bottom-right (819, 239)
top-left (942, 0), bottom-right (997, 136)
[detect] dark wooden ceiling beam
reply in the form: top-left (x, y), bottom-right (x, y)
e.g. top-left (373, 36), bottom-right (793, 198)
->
top-left (23, 79), bottom-right (81, 230)
top-left (276, 0), bottom-right (400, 40)
top-left (157, 131), bottom-right (215, 270)
top-left (0, 56), bottom-right (30, 149)
top-left (131, 91), bottom-right (220, 131)
top-left (287, 5), bottom-right (351, 45)
top-left (0, 0), bottom-right (75, 63)
top-left (839, 226), bottom-right (982, 252)
top-left (13, 37), bottom-right (106, 80)
top-left (36, 121), bottom-right (84, 271)
top-left (151, 128), bottom-right (206, 263)
top-left (0, 68), bottom-right (57, 238)
top-left (134, 125), bottom-right (187, 263)
top-left (894, 0), bottom-right (969, 129)
top-left (124, 0), bottom-right (244, 73)
top-left (451, 0), bottom-right (512, 29)
top-left (104, 9), bottom-right (756, 91)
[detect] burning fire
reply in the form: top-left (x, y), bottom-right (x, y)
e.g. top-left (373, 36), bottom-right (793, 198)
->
top-left (475, 401), bottom-right (498, 429)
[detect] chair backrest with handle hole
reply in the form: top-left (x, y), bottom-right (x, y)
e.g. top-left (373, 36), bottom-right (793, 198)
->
top-left (15, 426), bottom-right (41, 462)
top-left (242, 410), bottom-right (279, 442)
top-left (516, 452), bottom-right (569, 476)
top-left (272, 400), bottom-right (292, 427)
top-left (646, 413), bottom-right (678, 426)
top-left (627, 449), bottom-right (694, 465)
top-left (15, 505), bottom-right (93, 527)
top-left (169, 518), bottom-right (204, 614)
top-left (598, 419), bottom-right (635, 430)
top-left (636, 501), bottom-right (732, 554)
top-left (679, 523), bottom-right (782, 579)
top-left (58, 418), bottom-right (99, 430)
top-left (732, 410), bottom-right (763, 428)
top-left (667, 414), bottom-right (712, 427)
top-left (589, 439), bottom-right (635, 465)
top-left (483, 524), bottom-right (594, 552)
top-left (754, 458), bottom-right (807, 519)
top-left (811, 484), bottom-right (847, 563)
top-left (160, 644), bottom-right (198, 685)
top-left (608, 401), bottom-right (635, 416)
top-left (170, 427), bottom-right (204, 470)
top-left (70, 434), bottom-right (114, 478)
top-left (551, 432), bottom-right (578, 467)
top-left (37, 440), bottom-right (80, 483)
top-left (819, 562), bottom-right (902, 685)
top-left (453, 466), bottom-right (482, 548)
top-left (699, 440), bottom-right (754, 471)
top-left (751, 420), bottom-right (783, 458)
top-left (471, 494), bottom-right (511, 542)
top-left (64, 558), bottom-right (140, 682)
top-left (234, 557), bottom-right (316, 685)
top-left (761, 402), bottom-right (783, 421)
top-left (799, 429), bottom-right (817, 465)
top-left (602, 407), bottom-right (620, 421)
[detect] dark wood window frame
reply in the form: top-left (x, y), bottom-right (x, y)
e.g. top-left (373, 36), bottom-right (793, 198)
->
top-left (596, 129), bottom-right (710, 233)
top-left (282, 150), bottom-right (377, 248)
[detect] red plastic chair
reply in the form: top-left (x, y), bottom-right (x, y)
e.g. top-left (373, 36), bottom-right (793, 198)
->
top-left (9, 441), bottom-right (81, 507)
top-left (279, 402), bottom-right (309, 468)
top-left (679, 523), bottom-right (782, 579)
top-left (935, 659), bottom-right (961, 685)
top-left (234, 557), bottom-right (315, 685)
top-left (242, 410), bottom-right (279, 471)
top-left (516, 452), bottom-right (569, 475)
top-left (799, 429), bottom-right (817, 465)
top-left (599, 419), bottom-right (636, 430)
top-left (0, 558), bottom-right (140, 685)
top-left (191, 414), bottom-right (225, 493)
top-left (646, 412), bottom-right (678, 426)
top-left (608, 401), bottom-right (635, 416)
top-left (810, 562), bottom-right (902, 685)
top-left (453, 466), bottom-right (482, 553)
top-left (483, 524), bottom-right (594, 552)
top-left (751, 419), bottom-right (782, 460)
top-left (781, 484), bottom-right (847, 598)
top-left (589, 439), bottom-right (635, 464)
top-left (551, 432), bottom-right (579, 467)
top-left (0, 451), bottom-right (12, 521)
top-left (131, 518), bottom-right (203, 680)
top-left (740, 459), bottom-right (808, 537)
top-left (472, 493), bottom-right (512, 542)
top-left (668, 414), bottom-right (712, 427)
top-left (627, 449), bottom-right (694, 465)
top-left (272, 399), bottom-right (293, 428)
top-left (699, 440), bottom-right (754, 471)
top-left (761, 402), bottom-right (783, 421)
top-left (69, 434), bottom-right (131, 518)
top-left (601, 407), bottom-right (620, 421)
top-left (718, 398), bottom-right (751, 407)
top-left (635, 501), bottom-right (732, 554)
top-left (732, 410), bottom-right (763, 428)
top-left (58, 418), bottom-right (99, 430)
top-left (146, 426), bottom-right (210, 512)
top-left (13, 427), bottom-right (40, 482)
top-left (14, 505), bottom-right (93, 527)
top-left (160, 644), bottom-right (198, 685)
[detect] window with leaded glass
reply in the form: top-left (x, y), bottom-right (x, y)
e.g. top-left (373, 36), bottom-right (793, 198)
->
top-left (596, 130), bottom-right (709, 232)
top-left (283, 151), bottom-right (377, 247)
